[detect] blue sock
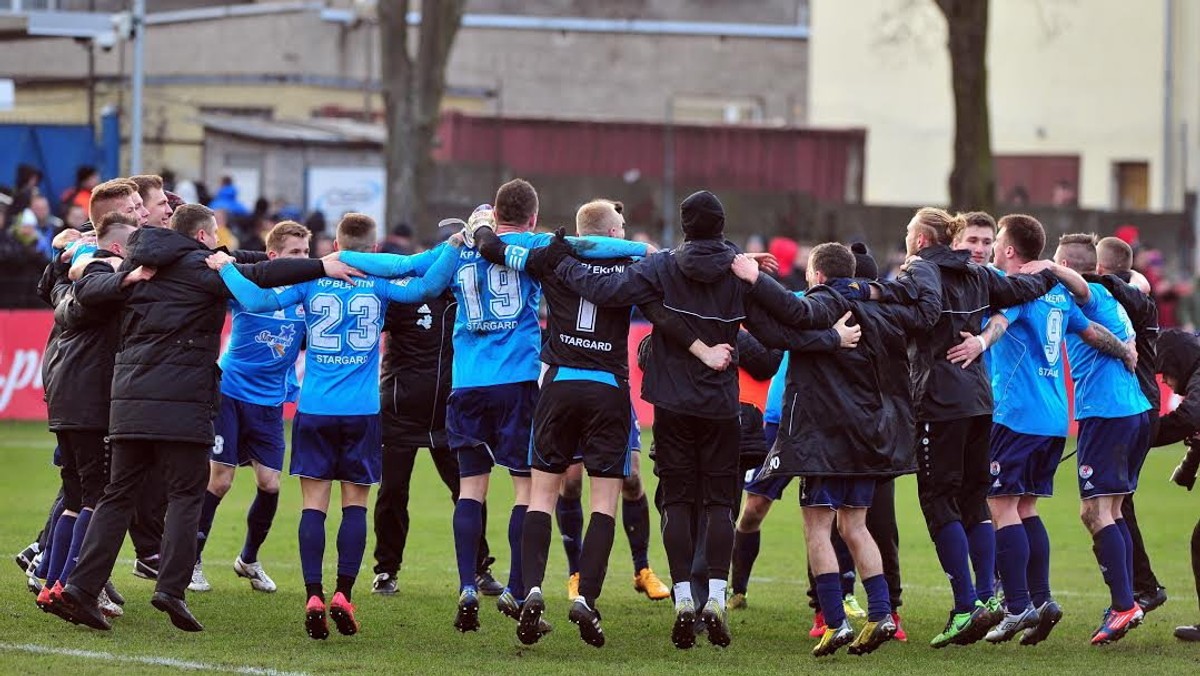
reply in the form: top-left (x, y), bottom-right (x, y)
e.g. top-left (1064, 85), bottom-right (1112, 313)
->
top-left (622, 495), bottom-right (651, 573)
top-left (1022, 516), bottom-right (1052, 606)
top-left (556, 495), bottom-right (583, 576)
top-left (1093, 524), bottom-right (1134, 611)
top-left (833, 533), bottom-right (857, 596)
top-left (453, 499), bottom-right (483, 591)
top-left (36, 499), bottom-right (66, 580)
top-left (59, 509), bottom-right (91, 584)
top-left (298, 509), bottom-right (327, 586)
top-left (195, 490), bottom-right (222, 562)
top-left (815, 572), bottom-right (847, 626)
top-left (1115, 518), bottom-right (1135, 588)
top-left (933, 521), bottom-right (978, 612)
top-left (995, 524), bottom-right (1031, 613)
top-left (730, 529), bottom-right (760, 595)
top-left (242, 489), bottom-right (279, 564)
top-left (862, 574), bottom-right (892, 622)
top-left (508, 505), bottom-right (527, 599)
top-left (967, 522), bottom-right (996, 602)
top-left (336, 505), bottom-right (368, 581)
top-left (44, 513), bottom-right (77, 587)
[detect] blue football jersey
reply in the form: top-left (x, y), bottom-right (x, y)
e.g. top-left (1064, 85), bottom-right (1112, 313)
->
top-left (990, 283), bottom-right (1090, 436)
top-left (218, 300), bottom-right (306, 407)
top-left (1066, 282), bottom-right (1152, 420)
top-left (763, 351), bottom-right (789, 425)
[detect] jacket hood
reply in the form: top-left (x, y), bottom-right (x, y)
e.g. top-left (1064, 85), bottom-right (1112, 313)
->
top-left (918, 243), bottom-right (971, 271)
top-left (127, 225), bottom-right (208, 268)
top-left (673, 238), bottom-right (736, 283)
top-left (1158, 328), bottom-right (1200, 393)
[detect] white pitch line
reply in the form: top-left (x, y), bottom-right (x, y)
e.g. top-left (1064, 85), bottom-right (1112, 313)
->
top-left (0, 643), bottom-right (311, 676)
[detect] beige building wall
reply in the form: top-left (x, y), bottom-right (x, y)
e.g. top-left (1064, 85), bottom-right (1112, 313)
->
top-left (810, 0), bottom-right (1186, 212)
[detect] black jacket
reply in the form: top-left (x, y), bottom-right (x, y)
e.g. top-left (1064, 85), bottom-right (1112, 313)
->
top-left (45, 250), bottom-right (126, 431)
top-left (554, 238), bottom-right (843, 419)
top-left (380, 292), bottom-right (456, 448)
top-left (1155, 329), bottom-right (1200, 446)
top-left (1094, 272), bottom-right (1160, 412)
top-left (37, 255), bottom-right (73, 400)
top-left (95, 227), bottom-right (326, 445)
top-left (880, 245), bottom-right (1057, 422)
top-left (756, 261), bottom-right (942, 478)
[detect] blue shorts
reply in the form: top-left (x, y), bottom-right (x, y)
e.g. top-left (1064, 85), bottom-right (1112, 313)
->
top-left (212, 395), bottom-right (286, 472)
top-left (800, 477), bottom-right (876, 509)
top-left (988, 423), bottom-right (1065, 498)
top-left (289, 412), bottom-right (382, 485)
top-left (744, 423), bottom-right (790, 500)
top-left (1076, 412), bottom-right (1151, 499)
top-left (448, 382), bottom-right (538, 477)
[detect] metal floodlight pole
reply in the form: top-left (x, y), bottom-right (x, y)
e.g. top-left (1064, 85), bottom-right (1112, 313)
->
top-left (129, 0), bottom-right (146, 174)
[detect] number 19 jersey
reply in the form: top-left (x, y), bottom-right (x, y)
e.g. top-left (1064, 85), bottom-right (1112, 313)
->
top-left (450, 231), bottom-right (547, 388)
top-left (990, 282), bottom-right (1090, 437)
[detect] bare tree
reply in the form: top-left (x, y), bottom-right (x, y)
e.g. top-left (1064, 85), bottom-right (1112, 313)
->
top-left (379, 0), bottom-right (466, 231)
top-left (934, 0), bottom-right (994, 213)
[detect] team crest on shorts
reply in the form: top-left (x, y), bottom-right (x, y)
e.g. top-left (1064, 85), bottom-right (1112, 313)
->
top-left (1079, 465), bottom-right (1094, 479)
top-left (990, 461), bottom-right (1000, 476)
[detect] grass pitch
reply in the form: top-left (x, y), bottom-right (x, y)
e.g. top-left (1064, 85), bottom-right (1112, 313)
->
top-left (0, 421), bottom-right (1197, 675)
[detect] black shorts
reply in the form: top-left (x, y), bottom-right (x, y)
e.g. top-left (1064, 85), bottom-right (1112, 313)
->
top-left (533, 375), bottom-right (631, 478)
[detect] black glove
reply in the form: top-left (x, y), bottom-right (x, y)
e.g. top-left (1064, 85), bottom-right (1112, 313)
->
top-left (1171, 438), bottom-right (1200, 491)
top-left (637, 333), bottom-right (653, 372)
top-left (524, 227), bottom-right (574, 278)
top-left (826, 277), bottom-right (871, 301)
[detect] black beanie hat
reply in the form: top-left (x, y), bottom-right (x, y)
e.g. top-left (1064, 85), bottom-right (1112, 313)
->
top-left (680, 190), bottom-right (725, 241)
top-left (851, 242), bottom-right (879, 281)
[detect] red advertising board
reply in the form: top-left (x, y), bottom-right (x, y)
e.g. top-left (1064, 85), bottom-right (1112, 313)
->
top-left (0, 310), bottom-right (1181, 429)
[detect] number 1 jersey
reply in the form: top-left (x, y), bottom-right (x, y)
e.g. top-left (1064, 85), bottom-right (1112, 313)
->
top-left (539, 256), bottom-right (635, 378)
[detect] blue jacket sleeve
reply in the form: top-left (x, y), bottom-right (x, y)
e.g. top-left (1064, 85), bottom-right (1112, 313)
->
top-left (379, 244), bottom-right (459, 304)
top-left (340, 246), bottom-right (442, 277)
top-left (552, 255), bottom-right (662, 307)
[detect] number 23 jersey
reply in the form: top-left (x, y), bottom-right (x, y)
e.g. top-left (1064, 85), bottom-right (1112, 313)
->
top-left (990, 281), bottom-right (1090, 436)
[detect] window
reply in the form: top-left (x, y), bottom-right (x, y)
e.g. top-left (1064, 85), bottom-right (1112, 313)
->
top-left (671, 96), bottom-right (764, 125)
top-left (994, 154), bottom-right (1080, 208)
top-left (1113, 161), bottom-right (1149, 211)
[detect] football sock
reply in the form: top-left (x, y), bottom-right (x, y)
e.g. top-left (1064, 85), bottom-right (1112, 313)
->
top-left (298, 508), bottom-right (326, 587)
top-left (555, 495), bottom-right (583, 576)
top-left (44, 513), bottom-right (77, 587)
top-left (521, 510), bottom-right (552, 591)
top-left (933, 521), bottom-right (978, 613)
top-left (195, 490), bottom-right (222, 562)
top-left (995, 524), bottom-right (1031, 613)
top-left (967, 521), bottom-right (996, 602)
top-left (730, 529), bottom-right (761, 595)
top-left (673, 582), bottom-right (692, 607)
top-left (862, 574), bottom-right (892, 622)
top-left (452, 499), bottom-right (483, 590)
top-left (832, 528), bottom-right (857, 596)
top-left (507, 505), bottom-right (527, 599)
top-left (816, 572), bottom-right (847, 627)
top-left (1094, 524), bottom-right (1134, 611)
top-left (1022, 516), bottom-right (1052, 606)
top-left (305, 582), bottom-right (324, 602)
top-left (335, 575), bottom-right (355, 602)
top-left (579, 513), bottom-right (615, 606)
top-left (622, 495), bottom-right (651, 574)
top-left (242, 489), bottom-right (279, 564)
top-left (59, 508), bottom-right (92, 583)
top-left (336, 506), bottom-right (367, 593)
top-left (661, 503), bottom-right (695, 589)
top-left (1115, 518), bottom-right (1135, 587)
top-left (36, 497), bottom-right (65, 579)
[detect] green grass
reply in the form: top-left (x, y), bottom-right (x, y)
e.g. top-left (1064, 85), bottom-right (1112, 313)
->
top-left (0, 420), bottom-right (1197, 675)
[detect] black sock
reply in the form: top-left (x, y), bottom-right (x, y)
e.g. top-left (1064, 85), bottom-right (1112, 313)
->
top-left (579, 513), bottom-right (616, 605)
top-left (731, 529), bottom-right (761, 595)
top-left (521, 510), bottom-right (553, 592)
top-left (335, 575), bottom-right (355, 602)
top-left (305, 582), bottom-right (324, 602)
top-left (623, 495), bottom-right (651, 573)
top-left (661, 503), bottom-right (695, 586)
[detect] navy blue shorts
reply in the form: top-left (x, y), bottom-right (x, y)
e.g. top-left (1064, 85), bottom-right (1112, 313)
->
top-left (448, 382), bottom-right (538, 477)
top-left (988, 423), bottom-right (1065, 498)
top-left (800, 476), bottom-right (876, 509)
top-left (212, 395), bottom-right (286, 472)
top-left (290, 412), bottom-right (382, 485)
top-left (1076, 412), bottom-right (1151, 499)
top-left (743, 423), bottom-right (791, 500)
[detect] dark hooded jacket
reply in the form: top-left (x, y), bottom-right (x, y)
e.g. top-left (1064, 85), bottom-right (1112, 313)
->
top-left (754, 260), bottom-right (942, 478)
top-left (380, 291), bottom-right (457, 448)
top-left (1154, 329), bottom-right (1200, 447)
top-left (1093, 272), bottom-right (1160, 412)
top-left (554, 239), bottom-right (844, 418)
top-left (102, 227), bottom-right (326, 445)
top-left (876, 244), bottom-right (1058, 422)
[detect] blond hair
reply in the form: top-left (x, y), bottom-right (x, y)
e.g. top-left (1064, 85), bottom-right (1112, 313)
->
top-left (912, 207), bottom-right (965, 246)
top-left (575, 200), bottom-right (621, 236)
top-left (266, 220), bottom-right (312, 253)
